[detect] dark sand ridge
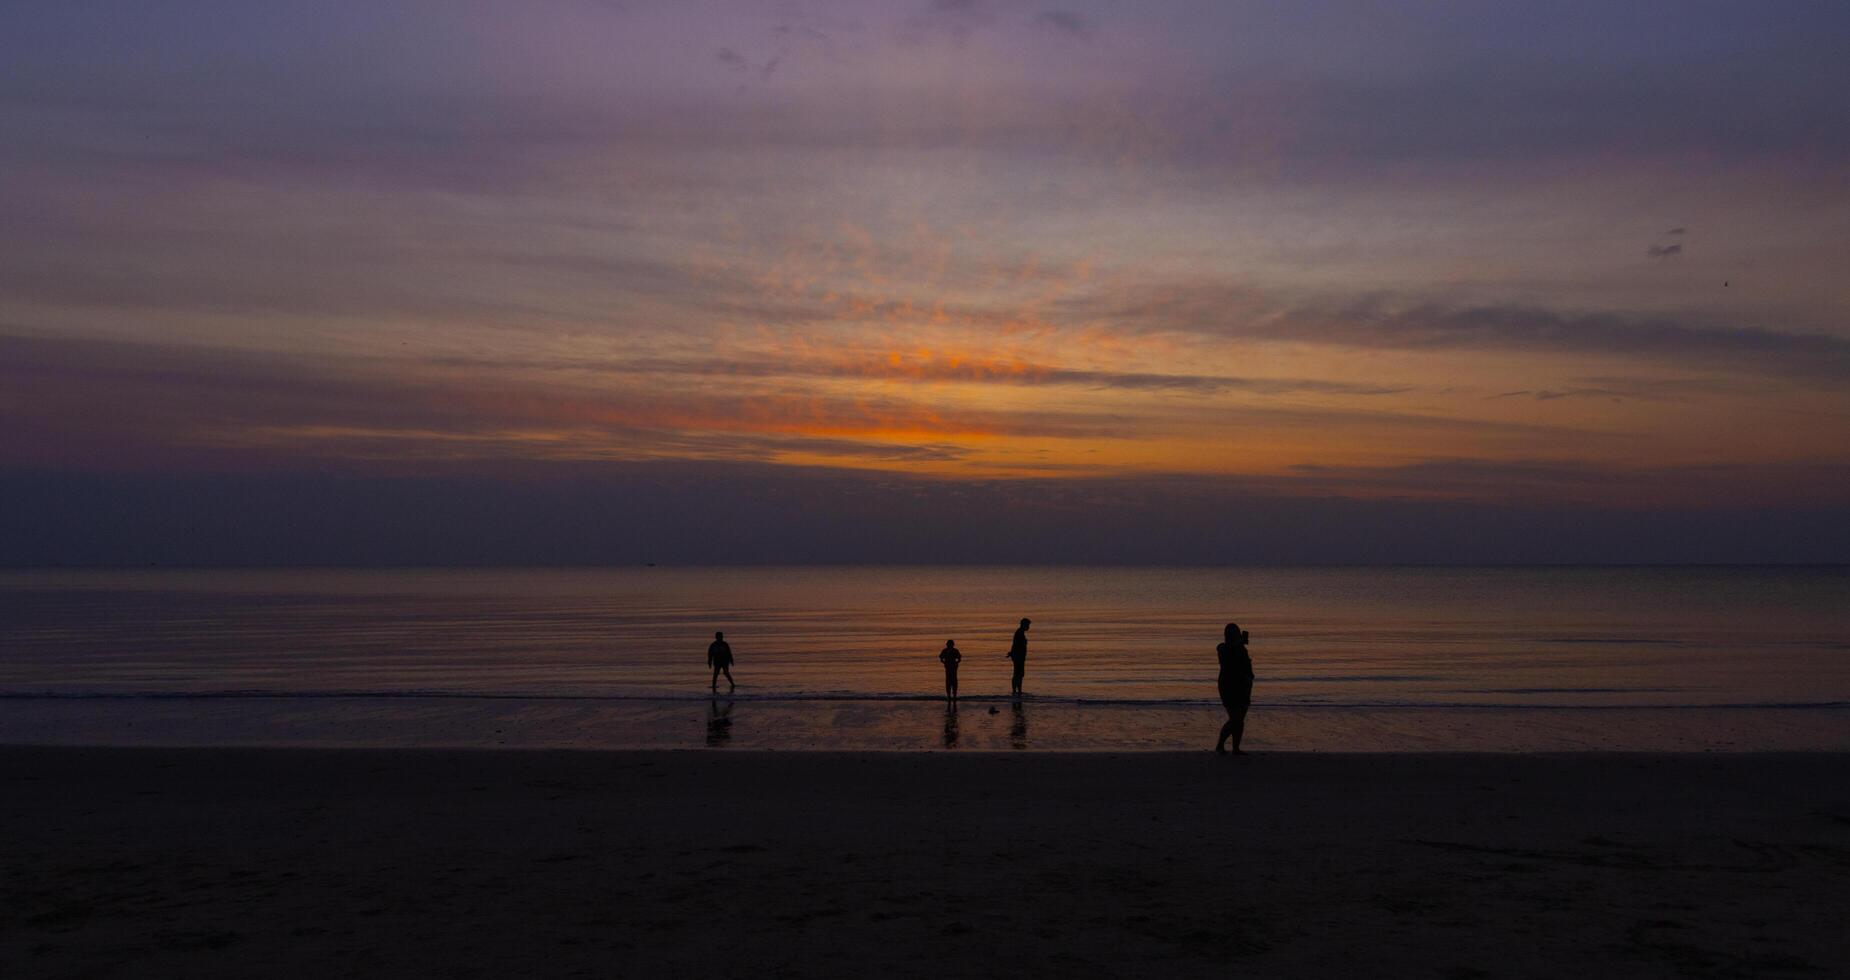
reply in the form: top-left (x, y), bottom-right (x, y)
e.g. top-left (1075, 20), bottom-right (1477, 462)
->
top-left (3, 748), bottom-right (1847, 977)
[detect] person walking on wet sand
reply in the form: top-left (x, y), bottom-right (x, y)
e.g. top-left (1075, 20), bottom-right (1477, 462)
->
top-left (939, 639), bottom-right (962, 702)
top-left (707, 631), bottom-right (736, 693)
top-left (1216, 622), bottom-right (1254, 755)
top-left (1005, 617), bottom-right (1031, 698)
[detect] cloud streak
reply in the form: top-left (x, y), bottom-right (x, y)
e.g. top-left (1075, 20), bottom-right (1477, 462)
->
top-left (1065, 287), bottom-right (1850, 382)
top-left (432, 351), bottom-right (1413, 397)
top-left (1032, 10), bottom-right (1090, 38)
top-left (0, 331), bottom-right (1597, 478)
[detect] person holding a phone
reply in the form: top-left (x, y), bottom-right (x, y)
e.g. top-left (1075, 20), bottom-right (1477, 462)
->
top-left (1215, 622), bottom-right (1254, 755)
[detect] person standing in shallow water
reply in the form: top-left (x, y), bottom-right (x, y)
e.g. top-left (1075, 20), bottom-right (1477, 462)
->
top-left (1216, 622), bottom-right (1254, 754)
top-left (1005, 618), bottom-right (1031, 698)
top-left (707, 631), bottom-right (735, 693)
top-left (939, 640), bottom-right (962, 702)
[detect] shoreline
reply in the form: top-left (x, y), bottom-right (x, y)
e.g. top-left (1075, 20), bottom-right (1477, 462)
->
top-left (4, 696), bottom-right (1846, 753)
top-left (4, 746), bottom-right (1846, 977)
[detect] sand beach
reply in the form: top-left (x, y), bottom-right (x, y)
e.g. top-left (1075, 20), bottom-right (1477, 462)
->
top-left (4, 747), bottom-right (1846, 978)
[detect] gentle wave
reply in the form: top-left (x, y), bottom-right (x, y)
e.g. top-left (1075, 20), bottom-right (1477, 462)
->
top-left (1, 689), bottom-right (1844, 711)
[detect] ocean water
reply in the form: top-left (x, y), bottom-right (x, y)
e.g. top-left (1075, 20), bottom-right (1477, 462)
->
top-left (1, 566), bottom-right (1845, 751)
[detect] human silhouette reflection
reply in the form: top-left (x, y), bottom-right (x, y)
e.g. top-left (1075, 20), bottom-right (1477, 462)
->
top-left (1215, 622), bottom-right (1254, 755)
top-left (942, 701), bottom-right (960, 749)
top-left (1009, 699), bottom-right (1028, 749)
top-left (706, 698), bottom-right (734, 747)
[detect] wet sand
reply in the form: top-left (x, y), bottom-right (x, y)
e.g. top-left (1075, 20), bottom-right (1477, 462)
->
top-left (3, 748), bottom-right (1846, 978)
top-left (6, 697), bottom-right (1847, 752)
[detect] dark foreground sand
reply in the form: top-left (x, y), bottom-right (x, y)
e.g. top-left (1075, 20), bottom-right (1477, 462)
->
top-left (3, 749), bottom-right (1847, 978)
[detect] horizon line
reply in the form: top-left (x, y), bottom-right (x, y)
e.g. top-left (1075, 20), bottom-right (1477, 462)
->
top-left (4, 561), bottom-right (1848, 571)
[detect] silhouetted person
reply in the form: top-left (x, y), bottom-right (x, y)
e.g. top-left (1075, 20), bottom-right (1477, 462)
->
top-left (942, 702), bottom-right (960, 749)
top-left (1009, 699), bottom-right (1028, 749)
top-left (707, 631), bottom-right (735, 693)
top-left (939, 639), bottom-right (962, 701)
top-left (706, 697), bottom-right (733, 747)
top-left (1216, 622), bottom-right (1254, 755)
top-left (1005, 617), bottom-right (1031, 697)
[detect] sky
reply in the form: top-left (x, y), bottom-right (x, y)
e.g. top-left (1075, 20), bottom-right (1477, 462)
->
top-left (3, 1), bottom-right (1849, 563)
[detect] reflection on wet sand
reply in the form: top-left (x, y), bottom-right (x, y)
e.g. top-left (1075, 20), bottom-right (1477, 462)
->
top-left (942, 702), bottom-right (959, 749)
top-left (706, 698), bottom-right (734, 747)
top-left (1010, 700), bottom-right (1028, 749)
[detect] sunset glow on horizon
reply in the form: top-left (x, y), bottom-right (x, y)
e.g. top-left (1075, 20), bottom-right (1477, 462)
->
top-left (5, 1), bottom-right (1850, 562)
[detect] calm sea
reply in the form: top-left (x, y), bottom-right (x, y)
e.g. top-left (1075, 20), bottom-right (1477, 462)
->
top-left (2, 566), bottom-right (1845, 751)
